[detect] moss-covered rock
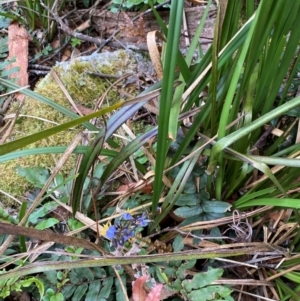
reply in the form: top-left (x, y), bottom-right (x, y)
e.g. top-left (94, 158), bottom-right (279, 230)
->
top-left (1, 50), bottom-right (137, 206)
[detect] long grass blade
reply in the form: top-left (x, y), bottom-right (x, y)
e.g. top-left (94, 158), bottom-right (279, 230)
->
top-left (152, 1), bottom-right (184, 214)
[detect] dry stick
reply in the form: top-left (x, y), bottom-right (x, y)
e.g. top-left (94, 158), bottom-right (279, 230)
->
top-left (38, 0), bottom-right (102, 44)
top-left (0, 243), bottom-right (278, 281)
top-left (213, 279), bottom-right (274, 287)
top-left (112, 266), bottom-right (130, 301)
top-left (180, 206), bottom-right (273, 232)
top-left (0, 134), bottom-right (83, 256)
top-left (0, 86), bottom-right (30, 98)
top-left (0, 97), bottom-right (23, 144)
top-left (0, 222), bottom-right (106, 254)
top-left (0, 248), bottom-right (109, 272)
top-left (0, 189), bottom-right (22, 206)
top-left (52, 12), bottom-right (104, 45)
top-left (257, 269), bottom-right (269, 299)
top-left (233, 289), bottom-right (276, 301)
top-left (94, 72), bottom-right (134, 109)
top-left (50, 69), bottom-right (84, 116)
top-left (0, 241), bottom-right (55, 270)
top-left (88, 0), bottom-right (109, 16)
top-left (96, 0), bottom-right (172, 51)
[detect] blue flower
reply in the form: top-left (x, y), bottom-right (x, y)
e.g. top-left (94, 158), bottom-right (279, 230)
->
top-left (106, 225), bottom-right (117, 239)
top-left (122, 212), bottom-right (134, 221)
top-left (103, 211), bottom-right (151, 248)
top-left (136, 213), bottom-right (151, 227)
top-left (123, 228), bottom-right (135, 241)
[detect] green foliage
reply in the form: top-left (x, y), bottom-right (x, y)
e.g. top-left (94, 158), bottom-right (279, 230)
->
top-left (181, 268), bottom-right (233, 301)
top-left (70, 37), bottom-right (82, 48)
top-left (15, 166), bottom-right (85, 232)
top-left (43, 289), bottom-right (64, 301)
top-left (115, 274), bottom-right (127, 301)
top-left (110, 0), bottom-right (167, 12)
top-left (170, 165), bottom-right (231, 225)
top-left (0, 37), bottom-right (8, 59)
top-left (81, 0), bottom-right (95, 8)
top-left (0, 0), bottom-right (65, 42)
top-left (152, 236), bottom-right (234, 300)
top-left (165, 266), bottom-right (233, 301)
top-left (18, 202), bottom-right (28, 252)
top-left (1, 1), bottom-right (300, 300)
top-left (134, 140), bottom-right (157, 164)
top-left (16, 166), bottom-right (51, 188)
top-left (16, 162), bottom-right (107, 219)
top-left (0, 206), bottom-right (18, 224)
top-left (33, 44), bottom-right (53, 62)
top-left (0, 272), bottom-right (44, 301)
top-left (31, 250), bottom-right (115, 301)
top-left (16, 165), bottom-right (74, 197)
top-left (0, 47), bottom-right (19, 105)
top-left (35, 218), bottom-right (60, 230)
top-left (158, 237), bottom-right (233, 300)
top-left (0, 12), bottom-right (10, 28)
top-left (144, 0), bottom-right (300, 223)
top-left (172, 235), bottom-right (184, 252)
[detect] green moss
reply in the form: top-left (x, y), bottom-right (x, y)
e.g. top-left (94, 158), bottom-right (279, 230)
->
top-left (1, 50), bottom-right (137, 206)
top-left (131, 120), bottom-right (148, 136)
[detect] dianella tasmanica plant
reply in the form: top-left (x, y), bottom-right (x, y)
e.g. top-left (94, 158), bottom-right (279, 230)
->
top-left (1, 0), bottom-right (300, 300)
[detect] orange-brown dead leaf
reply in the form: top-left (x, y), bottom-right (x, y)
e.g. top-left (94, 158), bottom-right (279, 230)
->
top-left (142, 184), bottom-right (153, 194)
top-left (117, 182), bottom-right (152, 194)
top-left (61, 48), bottom-right (72, 62)
top-left (117, 183), bottom-right (137, 192)
top-left (51, 39), bottom-right (61, 49)
top-left (132, 275), bottom-right (148, 301)
top-left (70, 104), bottom-right (94, 115)
top-left (145, 284), bottom-right (163, 301)
top-left (269, 210), bottom-right (290, 223)
top-left (119, 12), bottom-right (146, 43)
top-left (7, 21), bottom-right (29, 101)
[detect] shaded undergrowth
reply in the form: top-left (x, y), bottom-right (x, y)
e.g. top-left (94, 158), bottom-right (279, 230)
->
top-left (0, 0), bottom-right (300, 300)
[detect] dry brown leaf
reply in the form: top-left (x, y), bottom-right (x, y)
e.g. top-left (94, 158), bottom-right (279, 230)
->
top-left (75, 19), bottom-right (91, 32)
top-left (145, 284), bottom-right (163, 301)
top-left (142, 183), bottom-right (153, 194)
top-left (119, 12), bottom-right (146, 43)
top-left (61, 48), bottom-right (72, 62)
top-left (117, 183), bottom-right (137, 192)
top-left (146, 31), bottom-right (165, 80)
top-left (269, 210), bottom-right (290, 222)
top-left (70, 104), bottom-right (94, 115)
top-left (132, 275), bottom-right (148, 301)
top-left (51, 39), bottom-right (61, 49)
top-left (116, 182), bottom-right (152, 194)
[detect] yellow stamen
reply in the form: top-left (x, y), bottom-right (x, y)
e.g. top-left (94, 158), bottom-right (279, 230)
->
top-left (100, 221), bottom-right (111, 237)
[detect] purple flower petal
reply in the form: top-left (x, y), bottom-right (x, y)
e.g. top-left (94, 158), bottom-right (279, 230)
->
top-left (122, 212), bottom-right (134, 220)
top-left (106, 225), bottom-right (117, 239)
top-left (123, 229), bottom-right (135, 241)
top-left (136, 213), bottom-right (151, 227)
